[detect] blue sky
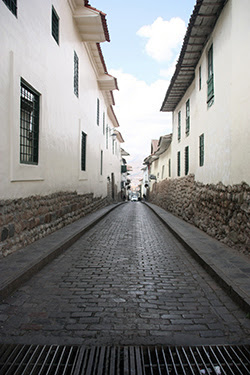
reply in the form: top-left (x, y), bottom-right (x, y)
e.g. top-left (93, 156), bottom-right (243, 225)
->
top-left (92, 0), bottom-right (196, 185)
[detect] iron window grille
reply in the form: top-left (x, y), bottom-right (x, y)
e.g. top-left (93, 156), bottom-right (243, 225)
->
top-left (207, 44), bottom-right (214, 106)
top-left (199, 133), bottom-right (204, 166)
top-left (51, 6), bottom-right (59, 44)
top-left (177, 151), bottom-right (181, 177)
top-left (199, 65), bottom-right (202, 90)
top-left (2, 0), bottom-right (17, 16)
top-left (20, 80), bottom-right (40, 165)
top-left (186, 99), bottom-right (190, 135)
top-left (74, 51), bottom-right (79, 97)
top-left (81, 132), bottom-right (87, 171)
top-left (97, 98), bottom-right (100, 125)
top-left (100, 150), bottom-right (103, 175)
top-left (185, 146), bottom-right (189, 175)
top-left (178, 111), bottom-right (181, 141)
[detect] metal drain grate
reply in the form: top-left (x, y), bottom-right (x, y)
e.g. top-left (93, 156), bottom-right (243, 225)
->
top-left (0, 344), bottom-right (249, 374)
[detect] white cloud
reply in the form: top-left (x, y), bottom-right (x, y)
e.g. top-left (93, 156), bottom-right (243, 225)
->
top-left (110, 69), bottom-right (172, 162)
top-left (137, 17), bottom-right (186, 63)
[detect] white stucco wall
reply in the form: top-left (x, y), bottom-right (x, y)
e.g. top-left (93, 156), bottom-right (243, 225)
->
top-left (170, 0), bottom-right (250, 185)
top-left (0, 0), bottom-right (121, 199)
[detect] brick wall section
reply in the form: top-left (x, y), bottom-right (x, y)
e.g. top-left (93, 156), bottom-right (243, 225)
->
top-left (0, 192), bottom-right (111, 258)
top-left (149, 174), bottom-right (250, 255)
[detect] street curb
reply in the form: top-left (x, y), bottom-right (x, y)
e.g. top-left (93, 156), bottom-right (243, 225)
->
top-left (0, 202), bottom-right (125, 301)
top-left (144, 202), bottom-right (250, 313)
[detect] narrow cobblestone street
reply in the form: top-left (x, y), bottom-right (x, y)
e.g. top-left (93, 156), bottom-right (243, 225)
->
top-left (0, 203), bottom-right (249, 347)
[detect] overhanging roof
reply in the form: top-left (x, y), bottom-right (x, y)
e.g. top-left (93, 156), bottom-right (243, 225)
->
top-left (155, 134), bottom-right (172, 156)
top-left (161, 0), bottom-right (227, 112)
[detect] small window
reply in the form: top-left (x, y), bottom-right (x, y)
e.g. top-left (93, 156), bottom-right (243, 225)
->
top-left (177, 151), bottom-right (181, 177)
top-left (185, 146), bottom-right (189, 175)
top-left (20, 80), bottom-right (40, 165)
top-left (100, 150), bottom-right (103, 175)
top-left (2, 0), bottom-right (17, 16)
top-left (81, 132), bottom-right (87, 171)
top-left (103, 112), bottom-right (105, 135)
top-left (186, 99), bottom-right (190, 135)
top-left (106, 124), bottom-right (109, 149)
top-left (207, 44), bottom-right (214, 106)
top-left (51, 6), bottom-right (59, 44)
top-left (168, 159), bottom-right (171, 177)
top-left (97, 98), bottom-right (100, 126)
top-left (199, 134), bottom-right (204, 167)
top-left (178, 111), bottom-right (181, 141)
top-left (199, 66), bottom-right (201, 90)
top-left (74, 51), bottom-right (79, 97)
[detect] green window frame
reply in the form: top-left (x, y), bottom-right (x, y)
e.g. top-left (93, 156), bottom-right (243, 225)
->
top-left (185, 146), bottom-right (189, 175)
top-left (20, 80), bottom-right (40, 165)
top-left (51, 6), bottom-right (59, 44)
top-left (74, 51), bottom-right (79, 97)
top-left (2, 0), bottom-right (17, 16)
top-left (207, 44), bottom-right (214, 106)
top-left (168, 159), bottom-right (171, 177)
top-left (199, 133), bottom-right (204, 167)
top-left (178, 111), bottom-right (181, 141)
top-left (81, 131), bottom-right (87, 171)
top-left (177, 151), bottom-right (181, 177)
top-left (106, 124), bottom-right (109, 149)
top-left (100, 150), bottom-right (103, 175)
top-left (186, 99), bottom-right (190, 135)
top-left (97, 98), bottom-right (100, 126)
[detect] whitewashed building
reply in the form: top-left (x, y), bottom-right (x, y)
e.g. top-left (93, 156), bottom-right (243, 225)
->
top-left (0, 0), bottom-right (123, 200)
top-left (161, 0), bottom-right (250, 186)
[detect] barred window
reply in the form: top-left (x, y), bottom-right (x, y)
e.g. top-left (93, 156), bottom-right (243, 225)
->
top-left (97, 98), bottom-right (100, 125)
top-left (51, 6), bottom-right (59, 44)
top-left (2, 0), bottom-right (17, 16)
top-left (20, 80), bottom-right (40, 164)
top-left (186, 99), bottom-right (190, 135)
top-left (178, 111), bottom-right (181, 141)
top-left (207, 44), bottom-right (214, 106)
top-left (74, 51), bottom-right (79, 97)
top-left (81, 132), bottom-right (87, 171)
top-left (100, 150), bottom-right (103, 175)
top-left (199, 133), bottom-right (204, 167)
top-left (177, 151), bottom-right (181, 177)
top-left (185, 146), bottom-right (189, 175)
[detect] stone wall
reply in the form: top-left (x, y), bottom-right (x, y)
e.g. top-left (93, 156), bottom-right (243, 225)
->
top-left (149, 175), bottom-right (250, 255)
top-left (0, 192), bottom-right (111, 258)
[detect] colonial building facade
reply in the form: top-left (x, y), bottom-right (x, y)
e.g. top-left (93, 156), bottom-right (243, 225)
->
top-left (145, 0), bottom-right (250, 254)
top-left (0, 0), bottom-right (124, 255)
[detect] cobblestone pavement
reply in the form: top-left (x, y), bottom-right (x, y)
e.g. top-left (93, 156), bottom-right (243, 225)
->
top-left (0, 203), bottom-right (249, 346)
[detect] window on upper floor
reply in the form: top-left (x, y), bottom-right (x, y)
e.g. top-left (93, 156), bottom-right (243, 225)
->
top-left (161, 165), bottom-right (165, 179)
top-left (207, 44), bottom-right (214, 107)
top-left (186, 99), bottom-right (190, 135)
top-left (185, 146), bottom-right (189, 175)
top-left (106, 124), bottom-right (109, 149)
top-left (74, 51), bottom-right (79, 97)
top-left (168, 159), bottom-right (171, 177)
top-left (100, 150), bottom-right (103, 175)
top-left (178, 111), bottom-right (181, 141)
top-left (2, 0), bottom-right (17, 16)
top-left (97, 98), bottom-right (100, 126)
top-left (20, 80), bottom-right (40, 165)
top-left (199, 133), bottom-right (204, 167)
top-left (177, 151), bottom-right (181, 177)
top-left (199, 66), bottom-right (201, 90)
top-left (103, 112), bottom-right (105, 135)
top-left (51, 6), bottom-right (59, 44)
top-left (81, 132), bottom-right (87, 171)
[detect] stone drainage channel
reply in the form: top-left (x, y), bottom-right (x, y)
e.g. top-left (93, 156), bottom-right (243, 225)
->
top-left (0, 343), bottom-right (249, 374)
